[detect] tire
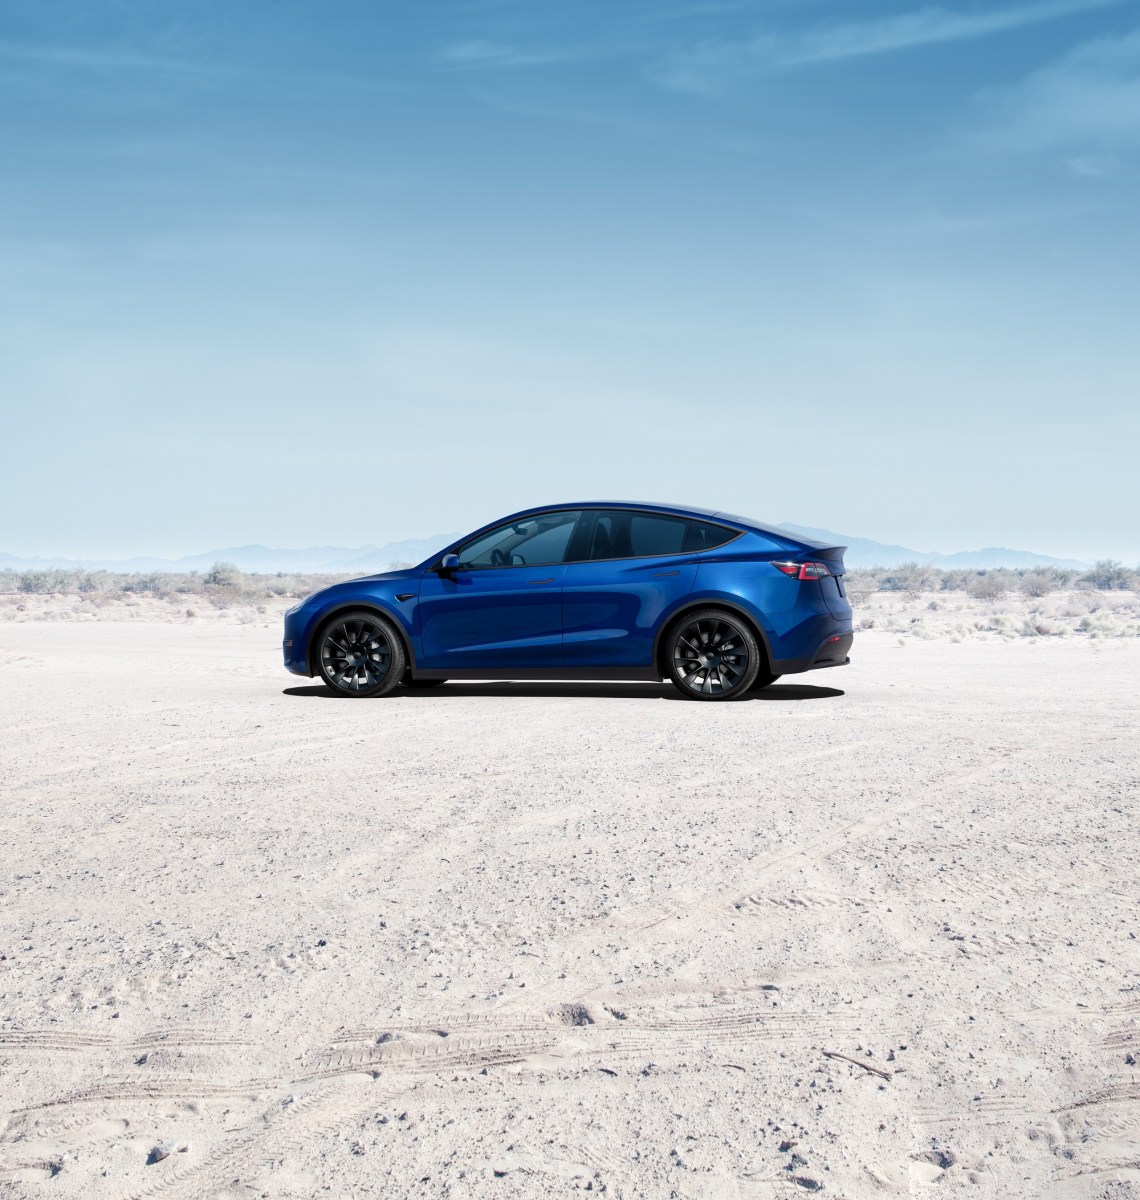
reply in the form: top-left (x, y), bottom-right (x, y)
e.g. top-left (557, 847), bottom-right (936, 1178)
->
top-left (750, 671), bottom-right (782, 690)
top-left (666, 608), bottom-right (762, 701)
top-left (316, 609), bottom-right (405, 698)
top-left (401, 675), bottom-right (447, 688)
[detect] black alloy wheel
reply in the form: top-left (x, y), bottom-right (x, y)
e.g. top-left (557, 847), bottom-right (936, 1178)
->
top-left (668, 609), bottom-right (761, 700)
top-left (317, 610), bottom-right (405, 697)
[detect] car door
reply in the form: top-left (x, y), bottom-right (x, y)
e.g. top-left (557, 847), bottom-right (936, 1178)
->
top-left (561, 510), bottom-right (699, 668)
top-left (417, 510), bottom-right (581, 670)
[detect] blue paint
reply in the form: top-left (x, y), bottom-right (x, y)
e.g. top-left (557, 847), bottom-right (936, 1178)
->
top-left (283, 501), bottom-right (853, 683)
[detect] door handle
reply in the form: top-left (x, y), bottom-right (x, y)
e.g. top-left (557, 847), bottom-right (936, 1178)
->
top-left (653, 570), bottom-right (680, 577)
top-left (527, 578), bottom-right (555, 585)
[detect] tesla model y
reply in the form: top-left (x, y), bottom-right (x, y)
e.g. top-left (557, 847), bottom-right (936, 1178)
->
top-left (283, 502), bottom-right (853, 701)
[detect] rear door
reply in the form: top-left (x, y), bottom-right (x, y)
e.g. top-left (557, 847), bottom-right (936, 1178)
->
top-left (561, 510), bottom-right (698, 668)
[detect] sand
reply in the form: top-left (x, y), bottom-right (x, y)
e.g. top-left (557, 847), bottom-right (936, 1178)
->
top-left (0, 622), bottom-right (1137, 1198)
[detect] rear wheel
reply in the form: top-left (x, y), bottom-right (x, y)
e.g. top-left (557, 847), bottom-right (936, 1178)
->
top-left (317, 610), bottom-right (405, 698)
top-left (667, 609), bottom-right (761, 701)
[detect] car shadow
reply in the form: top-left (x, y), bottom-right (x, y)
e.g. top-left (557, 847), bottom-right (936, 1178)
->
top-left (282, 682), bottom-right (844, 702)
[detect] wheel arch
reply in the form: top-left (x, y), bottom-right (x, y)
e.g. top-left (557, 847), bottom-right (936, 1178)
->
top-left (306, 602), bottom-right (417, 676)
top-left (653, 597), bottom-right (773, 678)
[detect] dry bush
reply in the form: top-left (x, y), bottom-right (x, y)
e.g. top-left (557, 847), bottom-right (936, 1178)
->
top-left (203, 562), bottom-right (242, 588)
top-left (17, 570), bottom-right (68, 594)
top-left (1081, 560), bottom-right (1135, 591)
top-left (878, 562), bottom-right (937, 594)
top-left (939, 569), bottom-right (975, 592)
top-left (121, 572), bottom-right (175, 596)
top-left (78, 572), bottom-right (109, 593)
top-left (1020, 569), bottom-right (1059, 598)
top-left (967, 571), bottom-right (1015, 600)
top-left (843, 570), bottom-right (880, 606)
top-left (0, 566), bottom-right (348, 604)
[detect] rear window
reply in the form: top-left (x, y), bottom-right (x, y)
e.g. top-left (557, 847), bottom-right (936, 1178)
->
top-left (583, 512), bottom-right (741, 559)
top-left (588, 511), bottom-right (688, 559)
top-left (683, 520), bottom-right (739, 553)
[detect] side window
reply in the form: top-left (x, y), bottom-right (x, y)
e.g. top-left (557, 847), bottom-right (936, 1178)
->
top-left (683, 520), bottom-right (740, 552)
top-left (587, 511), bottom-right (690, 560)
top-left (457, 511), bottom-right (581, 568)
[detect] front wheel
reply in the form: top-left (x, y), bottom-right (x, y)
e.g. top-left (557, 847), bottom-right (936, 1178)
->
top-left (667, 609), bottom-right (762, 701)
top-left (317, 610), bottom-right (405, 697)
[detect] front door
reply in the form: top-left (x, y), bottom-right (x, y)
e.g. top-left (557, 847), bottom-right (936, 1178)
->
top-left (417, 510), bottom-right (581, 670)
top-left (418, 565), bottom-right (567, 669)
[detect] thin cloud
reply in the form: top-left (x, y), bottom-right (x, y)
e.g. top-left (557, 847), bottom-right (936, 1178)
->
top-left (0, 39), bottom-right (229, 76)
top-left (439, 38), bottom-right (628, 69)
top-left (0, 38), bottom-right (405, 94)
top-left (651, 0), bottom-right (1136, 93)
top-left (971, 26), bottom-right (1140, 155)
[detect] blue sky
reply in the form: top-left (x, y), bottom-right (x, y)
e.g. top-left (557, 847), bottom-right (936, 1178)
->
top-left (1, 0), bottom-right (1138, 561)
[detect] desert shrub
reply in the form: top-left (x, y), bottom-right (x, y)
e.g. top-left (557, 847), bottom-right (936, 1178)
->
top-left (1020, 569), bottom-right (1058, 598)
top-left (388, 560), bottom-right (415, 570)
top-left (988, 613), bottom-right (1019, 637)
top-left (939, 569), bottom-right (974, 592)
top-left (203, 561), bottom-right (242, 588)
top-left (18, 570), bottom-right (69, 594)
top-left (879, 562), bottom-right (937, 594)
top-left (76, 572), bottom-right (106, 593)
top-left (1081, 560), bottom-right (1134, 590)
top-left (967, 571), bottom-right (1014, 600)
top-left (121, 572), bottom-right (173, 595)
top-left (1078, 612), bottom-right (1138, 638)
top-left (843, 571), bottom-right (880, 605)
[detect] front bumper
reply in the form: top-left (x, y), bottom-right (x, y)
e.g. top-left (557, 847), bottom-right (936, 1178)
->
top-left (282, 639), bottom-right (310, 676)
top-left (282, 607), bottom-right (314, 675)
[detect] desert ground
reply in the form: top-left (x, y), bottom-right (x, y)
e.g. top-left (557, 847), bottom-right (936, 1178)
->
top-left (1, 613), bottom-right (1138, 1198)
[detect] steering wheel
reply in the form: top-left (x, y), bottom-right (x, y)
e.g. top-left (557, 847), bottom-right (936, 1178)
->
top-left (490, 548), bottom-right (509, 566)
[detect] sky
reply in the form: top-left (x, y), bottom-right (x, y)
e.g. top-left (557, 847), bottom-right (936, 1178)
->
top-left (1, 0), bottom-right (1138, 562)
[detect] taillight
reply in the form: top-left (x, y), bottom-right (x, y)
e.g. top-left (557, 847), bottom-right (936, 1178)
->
top-left (772, 560), bottom-right (831, 580)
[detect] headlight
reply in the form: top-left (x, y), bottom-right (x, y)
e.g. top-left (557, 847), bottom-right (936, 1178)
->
top-left (287, 590), bottom-right (325, 616)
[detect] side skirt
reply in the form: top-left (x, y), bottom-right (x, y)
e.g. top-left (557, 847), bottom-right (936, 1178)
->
top-left (409, 666), bottom-right (663, 682)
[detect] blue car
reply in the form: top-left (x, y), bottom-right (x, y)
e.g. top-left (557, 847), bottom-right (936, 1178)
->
top-left (283, 502), bottom-right (853, 701)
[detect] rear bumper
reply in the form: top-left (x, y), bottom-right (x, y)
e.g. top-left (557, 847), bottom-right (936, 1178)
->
top-left (772, 631), bottom-right (853, 676)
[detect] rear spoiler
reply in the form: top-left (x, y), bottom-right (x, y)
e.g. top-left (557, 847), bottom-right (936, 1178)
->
top-left (802, 546), bottom-right (847, 575)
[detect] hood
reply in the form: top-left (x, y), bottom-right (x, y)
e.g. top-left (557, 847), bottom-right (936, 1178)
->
top-left (355, 566), bottom-right (421, 584)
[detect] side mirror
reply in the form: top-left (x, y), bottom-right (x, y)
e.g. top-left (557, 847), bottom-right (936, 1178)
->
top-left (438, 553), bottom-right (460, 574)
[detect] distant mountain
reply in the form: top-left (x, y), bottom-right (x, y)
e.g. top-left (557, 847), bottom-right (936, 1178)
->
top-left (0, 534), bottom-right (461, 576)
top-left (0, 525), bottom-right (1089, 575)
top-left (777, 523), bottom-right (1087, 570)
